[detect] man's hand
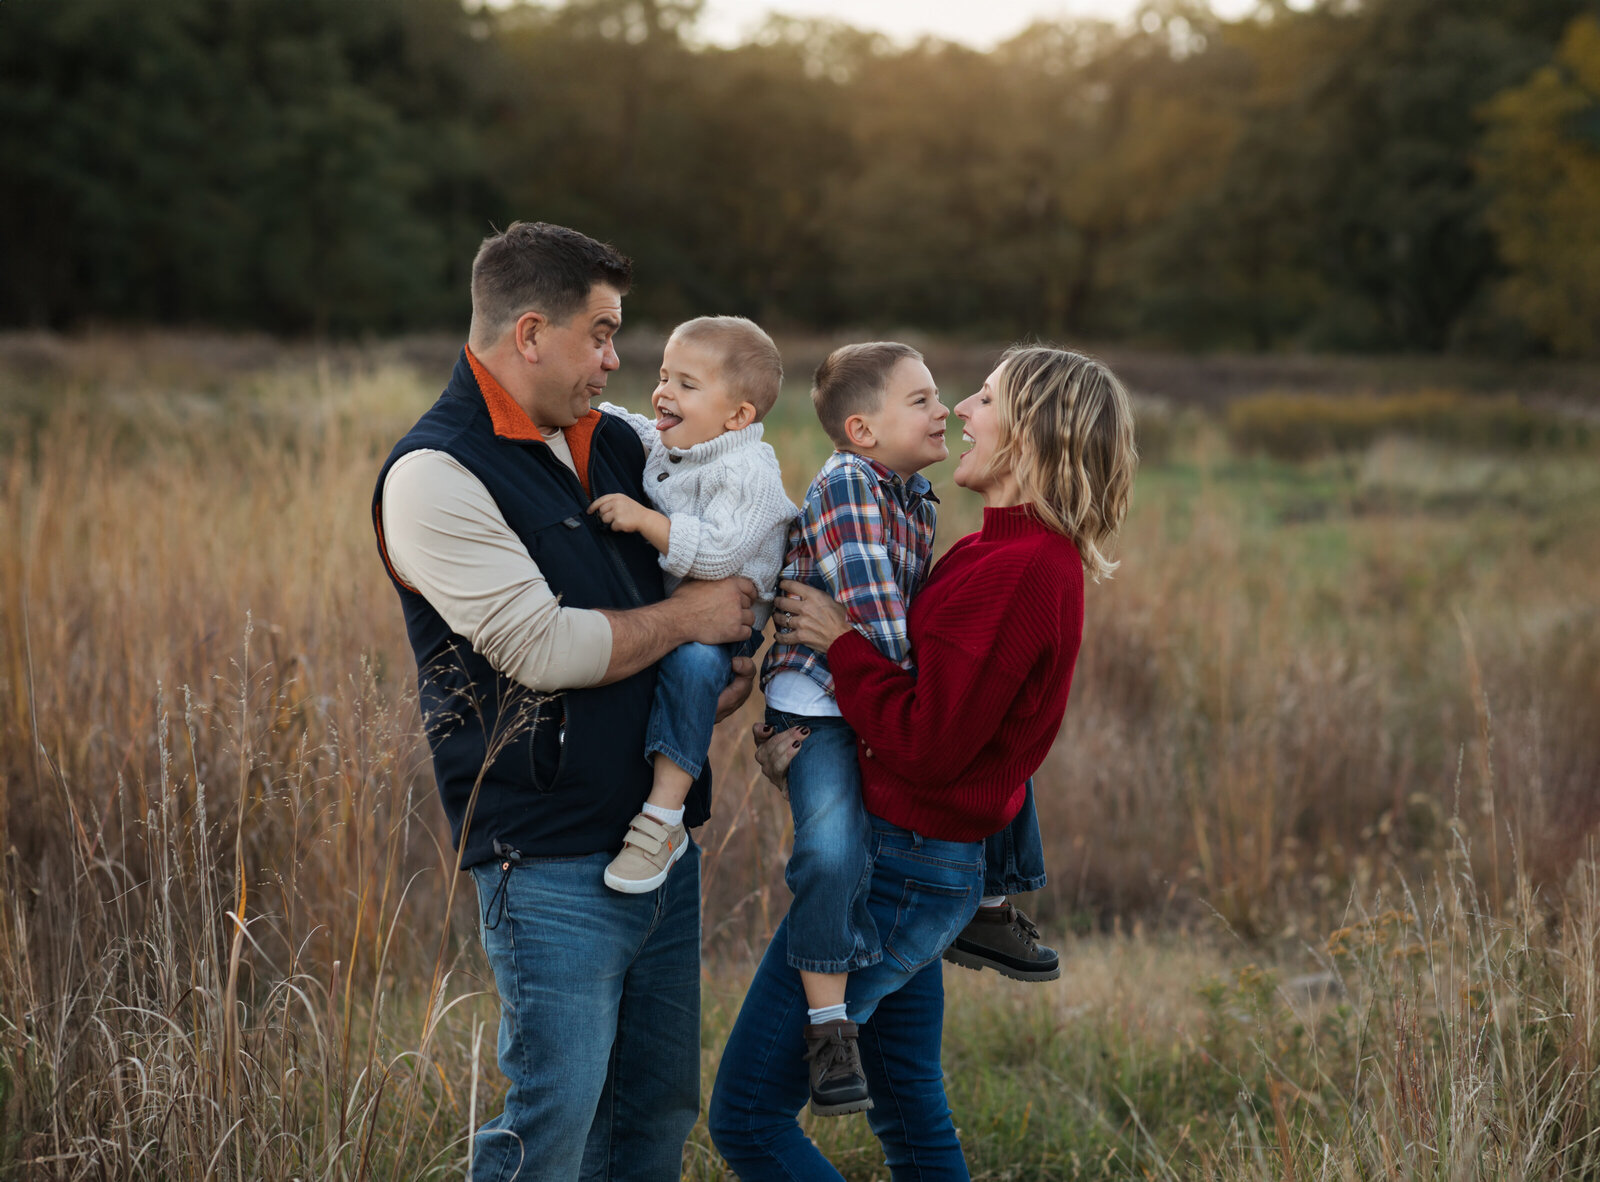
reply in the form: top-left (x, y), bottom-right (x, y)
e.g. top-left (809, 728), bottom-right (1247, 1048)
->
top-left (671, 577), bottom-right (757, 646)
top-left (714, 656), bottom-right (756, 722)
top-left (597, 577), bottom-right (757, 684)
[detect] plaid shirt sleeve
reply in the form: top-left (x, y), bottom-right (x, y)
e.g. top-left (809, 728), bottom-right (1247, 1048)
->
top-left (810, 461), bottom-right (914, 667)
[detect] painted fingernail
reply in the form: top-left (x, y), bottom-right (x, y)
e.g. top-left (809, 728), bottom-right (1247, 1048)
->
top-left (799, 728), bottom-right (810, 735)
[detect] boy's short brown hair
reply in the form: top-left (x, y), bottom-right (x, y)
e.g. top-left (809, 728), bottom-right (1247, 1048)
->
top-left (811, 341), bottom-right (923, 447)
top-left (669, 316), bottom-right (783, 420)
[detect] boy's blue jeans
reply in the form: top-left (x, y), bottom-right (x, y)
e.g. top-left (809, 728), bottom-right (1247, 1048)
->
top-left (644, 629), bottom-right (763, 780)
top-left (709, 818), bottom-right (984, 1180)
top-left (766, 707), bottom-right (879, 973)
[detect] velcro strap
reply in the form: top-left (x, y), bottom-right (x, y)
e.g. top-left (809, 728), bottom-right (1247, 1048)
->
top-left (623, 818), bottom-right (667, 854)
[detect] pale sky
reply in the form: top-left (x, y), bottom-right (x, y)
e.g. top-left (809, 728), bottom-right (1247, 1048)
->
top-left (695, 0), bottom-right (1265, 48)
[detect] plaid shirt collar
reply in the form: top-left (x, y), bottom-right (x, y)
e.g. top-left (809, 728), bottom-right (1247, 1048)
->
top-left (760, 451), bottom-right (941, 695)
top-left (851, 454), bottom-right (940, 512)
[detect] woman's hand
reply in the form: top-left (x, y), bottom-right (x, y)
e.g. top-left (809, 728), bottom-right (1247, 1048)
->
top-left (751, 722), bottom-right (809, 799)
top-left (773, 579), bottom-right (852, 653)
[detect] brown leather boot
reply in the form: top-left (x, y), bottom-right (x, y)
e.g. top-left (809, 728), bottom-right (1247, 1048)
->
top-left (802, 1018), bottom-right (873, 1116)
top-left (943, 903), bottom-right (1061, 981)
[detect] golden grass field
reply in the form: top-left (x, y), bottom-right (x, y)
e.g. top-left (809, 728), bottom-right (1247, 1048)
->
top-left (1, 331), bottom-right (1597, 1179)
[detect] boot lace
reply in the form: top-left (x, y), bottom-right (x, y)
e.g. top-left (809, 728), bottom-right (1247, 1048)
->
top-left (1008, 906), bottom-right (1043, 950)
top-left (804, 1030), bottom-right (861, 1082)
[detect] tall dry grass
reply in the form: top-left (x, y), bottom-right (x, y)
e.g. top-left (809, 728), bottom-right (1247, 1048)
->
top-left (1, 333), bottom-right (1597, 1178)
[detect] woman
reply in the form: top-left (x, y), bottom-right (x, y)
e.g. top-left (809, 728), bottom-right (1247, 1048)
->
top-left (708, 346), bottom-right (1138, 1179)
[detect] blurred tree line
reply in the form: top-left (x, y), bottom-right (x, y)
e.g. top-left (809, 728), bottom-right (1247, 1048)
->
top-left (2, 0), bottom-right (1596, 353)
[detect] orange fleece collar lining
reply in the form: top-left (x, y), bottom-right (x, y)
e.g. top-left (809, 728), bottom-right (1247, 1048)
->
top-left (464, 345), bottom-right (599, 495)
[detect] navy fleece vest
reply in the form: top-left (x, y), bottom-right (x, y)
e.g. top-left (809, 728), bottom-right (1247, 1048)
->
top-left (374, 350), bottom-right (710, 869)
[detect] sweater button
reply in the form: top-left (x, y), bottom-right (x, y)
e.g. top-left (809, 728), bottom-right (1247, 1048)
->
top-left (657, 472), bottom-right (668, 481)
top-left (669, 454), bottom-right (682, 464)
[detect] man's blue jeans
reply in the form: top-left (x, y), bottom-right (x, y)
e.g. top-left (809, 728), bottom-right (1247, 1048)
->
top-left (709, 818), bottom-right (984, 1180)
top-left (469, 844), bottom-right (702, 1182)
top-left (644, 630), bottom-right (763, 779)
top-left (766, 707), bottom-right (878, 974)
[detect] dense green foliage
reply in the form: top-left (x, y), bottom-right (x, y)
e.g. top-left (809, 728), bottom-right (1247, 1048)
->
top-left (2, 0), bottom-right (1596, 351)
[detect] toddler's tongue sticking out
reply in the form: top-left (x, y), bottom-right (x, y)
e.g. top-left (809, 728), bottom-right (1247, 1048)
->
top-left (656, 411), bottom-right (683, 432)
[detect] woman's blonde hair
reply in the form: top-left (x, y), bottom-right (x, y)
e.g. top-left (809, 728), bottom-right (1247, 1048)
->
top-left (987, 345), bottom-right (1138, 581)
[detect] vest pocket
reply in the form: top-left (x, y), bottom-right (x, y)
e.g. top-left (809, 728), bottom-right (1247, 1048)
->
top-left (422, 665), bottom-right (565, 793)
top-left (520, 693), bottom-right (566, 791)
top-left (520, 514), bottom-right (587, 568)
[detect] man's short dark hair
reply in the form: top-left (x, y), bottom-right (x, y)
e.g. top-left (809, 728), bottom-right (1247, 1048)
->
top-left (469, 222), bottom-right (633, 347)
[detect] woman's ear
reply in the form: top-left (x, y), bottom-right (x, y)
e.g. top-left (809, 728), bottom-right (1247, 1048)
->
top-left (723, 401), bottom-right (757, 432)
top-left (843, 413), bottom-right (875, 449)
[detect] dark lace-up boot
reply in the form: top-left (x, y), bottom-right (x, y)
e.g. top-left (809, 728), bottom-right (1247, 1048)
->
top-left (943, 903), bottom-right (1061, 981)
top-left (801, 1019), bottom-right (873, 1116)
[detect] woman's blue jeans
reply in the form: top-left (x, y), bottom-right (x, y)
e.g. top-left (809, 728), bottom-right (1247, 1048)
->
top-left (709, 818), bottom-right (984, 1180)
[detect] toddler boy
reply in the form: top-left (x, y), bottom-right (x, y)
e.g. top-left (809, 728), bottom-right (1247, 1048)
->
top-left (591, 316), bottom-right (797, 892)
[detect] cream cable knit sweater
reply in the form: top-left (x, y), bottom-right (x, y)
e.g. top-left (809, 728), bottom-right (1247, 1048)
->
top-left (600, 404), bottom-right (797, 625)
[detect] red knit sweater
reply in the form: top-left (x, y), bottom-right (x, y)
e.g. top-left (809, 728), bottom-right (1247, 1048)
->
top-left (828, 503), bottom-right (1085, 841)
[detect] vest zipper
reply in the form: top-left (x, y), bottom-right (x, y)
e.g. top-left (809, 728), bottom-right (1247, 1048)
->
top-left (596, 522), bottom-right (648, 607)
top-left (536, 440), bottom-right (648, 607)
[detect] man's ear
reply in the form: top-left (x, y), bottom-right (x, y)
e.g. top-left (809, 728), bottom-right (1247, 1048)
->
top-left (843, 413), bottom-right (875, 450)
top-left (723, 401), bottom-right (757, 432)
top-left (513, 310), bottom-right (547, 364)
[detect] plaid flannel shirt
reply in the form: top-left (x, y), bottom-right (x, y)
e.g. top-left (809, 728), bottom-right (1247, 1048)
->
top-left (760, 451), bottom-right (938, 697)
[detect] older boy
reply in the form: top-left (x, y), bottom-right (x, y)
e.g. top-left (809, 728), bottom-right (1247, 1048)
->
top-left (759, 341), bottom-right (948, 1114)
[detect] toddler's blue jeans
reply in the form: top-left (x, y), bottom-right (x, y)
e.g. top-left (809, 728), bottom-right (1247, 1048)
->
top-left (643, 629), bottom-right (763, 779)
top-left (766, 707), bottom-right (1052, 974)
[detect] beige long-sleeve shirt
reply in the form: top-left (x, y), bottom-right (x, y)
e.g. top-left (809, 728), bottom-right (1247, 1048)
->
top-left (379, 440), bottom-right (614, 691)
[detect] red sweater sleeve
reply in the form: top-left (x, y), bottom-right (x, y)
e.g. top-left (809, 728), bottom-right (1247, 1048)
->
top-left (827, 554), bottom-right (1039, 788)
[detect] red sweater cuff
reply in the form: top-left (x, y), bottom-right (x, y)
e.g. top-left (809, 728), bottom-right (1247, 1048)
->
top-left (828, 626), bottom-right (879, 671)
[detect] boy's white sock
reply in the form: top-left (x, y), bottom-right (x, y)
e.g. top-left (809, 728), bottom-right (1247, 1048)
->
top-left (807, 1003), bottom-right (849, 1026)
top-left (979, 895), bottom-right (1008, 910)
top-left (642, 802), bottom-right (685, 827)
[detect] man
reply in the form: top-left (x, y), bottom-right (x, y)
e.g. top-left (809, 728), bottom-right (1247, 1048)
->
top-left (373, 222), bottom-right (756, 1181)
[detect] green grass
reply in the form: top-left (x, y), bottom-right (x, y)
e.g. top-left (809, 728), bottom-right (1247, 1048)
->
top-left (682, 867), bottom-right (1600, 1179)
